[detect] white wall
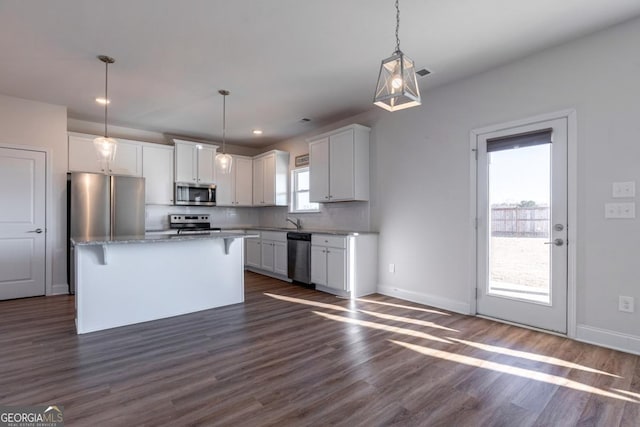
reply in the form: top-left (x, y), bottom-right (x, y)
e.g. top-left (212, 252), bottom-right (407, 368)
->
top-left (0, 94), bottom-right (68, 294)
top-left (370, 16), bottom-right (640, 353)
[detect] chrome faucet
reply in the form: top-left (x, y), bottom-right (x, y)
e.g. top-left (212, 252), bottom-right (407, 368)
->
top-left (286, 217), bottom-right (301, 230)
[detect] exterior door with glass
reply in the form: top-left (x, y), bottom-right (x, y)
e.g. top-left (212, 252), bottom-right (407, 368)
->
top-left (476, 117), bottom-right (568, 333)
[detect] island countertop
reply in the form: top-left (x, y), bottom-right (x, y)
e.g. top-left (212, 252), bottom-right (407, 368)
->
top-left (71, 231), bottom-right (258, 246)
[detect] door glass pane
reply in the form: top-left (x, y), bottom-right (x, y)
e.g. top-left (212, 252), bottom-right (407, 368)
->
top-left (488, 143), bottom-right (551, 304)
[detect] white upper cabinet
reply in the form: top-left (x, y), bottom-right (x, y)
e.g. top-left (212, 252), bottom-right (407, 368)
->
top-left (235, 156), bottom-right (254, 206)
top-left (173, 139), bottom-right (218, 185)
top-left (142, 144), bottom-right (174, 205)
top-left (197, 145), bottom-right (216, 184)
top-left (174, 142), bottom-right (197, 183)
top-left (252, 150), bottom-right (289, 206)
top-left (308, 124), bottom-right (370, 202)
top-left (68, 133), bottom-right (142, 176)
top-left (215, 155), bottom-right (253, 206)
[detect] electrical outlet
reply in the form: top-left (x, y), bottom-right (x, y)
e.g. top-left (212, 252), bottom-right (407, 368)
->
top-left (389, 263), bottom-right (395, 273)
top-left (619, 296), bottom-right (635, 313)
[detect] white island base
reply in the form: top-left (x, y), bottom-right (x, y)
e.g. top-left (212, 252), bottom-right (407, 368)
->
top-left (73, 233), bottom-right (250, 334)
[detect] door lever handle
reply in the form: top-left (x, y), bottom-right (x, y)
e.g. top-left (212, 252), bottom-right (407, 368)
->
top-left (544, 238), bottom-right (564, 246)
top-left (27, 228), bottom-right (43, 234)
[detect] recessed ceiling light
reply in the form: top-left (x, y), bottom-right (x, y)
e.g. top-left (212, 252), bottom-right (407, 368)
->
top-left (95, 97), bottom-right (110, 105)
top-left (252, 129), bottom-right (263, 135)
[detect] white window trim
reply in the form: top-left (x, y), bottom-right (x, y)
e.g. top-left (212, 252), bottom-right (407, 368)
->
top-left (290, 167), bottom-right (320, 213)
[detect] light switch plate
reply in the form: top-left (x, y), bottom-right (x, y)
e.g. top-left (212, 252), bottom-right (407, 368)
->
top-left (613, 181), bottom-right (636, 198)
top-left (605, 202), bottom-right (636, 219)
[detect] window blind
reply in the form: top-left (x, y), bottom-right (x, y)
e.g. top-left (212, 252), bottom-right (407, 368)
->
top-left (486, 128), bottom-right (552, 153)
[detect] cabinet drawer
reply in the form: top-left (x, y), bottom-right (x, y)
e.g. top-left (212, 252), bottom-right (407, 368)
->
top-left (261, 231), bottom-right (287, 242)
top-left (312, 234), bottom-right (347, 248)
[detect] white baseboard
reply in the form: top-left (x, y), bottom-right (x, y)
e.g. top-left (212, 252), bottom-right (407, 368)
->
top-left (51, 283), bottom-right (70, 295)
top-left (377, 284), bottom-right (470, 315)
top-left (576, 324), bottom-right (640, 356)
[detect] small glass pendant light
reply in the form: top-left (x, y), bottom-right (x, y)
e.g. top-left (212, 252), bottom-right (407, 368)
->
top-left (215, 89), bottom-right (233, 174)
top-left (373, 0), bottom-right (421, 112)
top-left (93, 55), bottom-right (118, 171)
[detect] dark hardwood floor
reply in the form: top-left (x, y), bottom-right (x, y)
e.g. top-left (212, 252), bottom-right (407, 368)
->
top-left (1, 272), bottom-right (638, 426)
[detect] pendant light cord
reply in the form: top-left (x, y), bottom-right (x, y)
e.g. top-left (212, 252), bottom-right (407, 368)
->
top-left (395, 0), bottom-right (401, 53)
top-left (222, 93), bottom-right (226, 154)
top-left (104, 60), bottom-right (108, 138)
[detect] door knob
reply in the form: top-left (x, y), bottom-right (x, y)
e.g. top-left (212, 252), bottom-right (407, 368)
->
top-left (544, 238), bottom-right (564, 246)
top-left (28, 228), bottom-right (43, 234)
top-left (553, 224), bottom-right (564, 231)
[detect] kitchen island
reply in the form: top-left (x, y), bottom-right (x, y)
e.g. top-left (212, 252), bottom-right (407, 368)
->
top-left (71, 232), bottom-right (256, 334)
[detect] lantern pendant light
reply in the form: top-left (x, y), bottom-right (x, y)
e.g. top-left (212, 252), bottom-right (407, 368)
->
top-left (373, 0), bottom-right (421, 112)
top-left (215, 89), bottom-right (233, 174)
top-left (93, 55), bottom-right (118, 172)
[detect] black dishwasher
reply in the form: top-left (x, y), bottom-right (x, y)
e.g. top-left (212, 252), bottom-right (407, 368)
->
top-left (287, 232), bottom-right (313, 287)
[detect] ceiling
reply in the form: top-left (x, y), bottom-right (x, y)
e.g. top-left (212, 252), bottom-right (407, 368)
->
top-left (1, 1), bottom-right (639, 146)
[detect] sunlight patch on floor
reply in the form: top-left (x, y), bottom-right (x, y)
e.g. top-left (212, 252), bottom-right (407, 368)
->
top-left (313, 311), bottom-right (452, 344)
top-left (264, 292), bottom-right (350, 312)
top-left (390, 339), bottom-right (638, 403)
top-left (448, 338), bottom-right (620, 377)
top-left (359, 309), bottom-right (459, 332)
top-left (355, 298), bottom-right (450, 316)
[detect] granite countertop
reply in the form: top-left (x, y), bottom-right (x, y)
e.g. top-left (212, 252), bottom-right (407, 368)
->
top-left (144, 227), bottom-right (378, 236)
top-left (72, 232), bottom-right (258, 246)
top-left (227, 227), bottom-right (377, 236)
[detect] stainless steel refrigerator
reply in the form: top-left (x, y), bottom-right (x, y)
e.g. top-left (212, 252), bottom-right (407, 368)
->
top-left (67, 172), bottom-right (145, 294)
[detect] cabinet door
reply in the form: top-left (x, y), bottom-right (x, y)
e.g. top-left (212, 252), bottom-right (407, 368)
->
top-left (142, 145), bottom-right (174, 205)
top-left (246, 238), bottom-right (261, 268)
top-left (215, 155), bottom-right (234, 206)
top-left (262, 154), bottom-right (276, 205)
top-left (252, 157), bottom-right (264, 205)
top-left (326, 247), bottom-right (347, 291)
top-left (68, 135), bottom-right (105, 173)
top-left (261, 240), bottom-right (275, 272)
top-left (329, 129), bottom-right (354, 201)
top-left (311, 245), bottom-right (327, 286)
top-left (309, 138), bottom-right (330, 202)
top-left (197, 146), bottom-right (216, 184)
top-left (235, 156), bottom-right (253, 206)
top-left (175, 143), bottom-right (197, 183)
top-left (109, 140), bottom-right (142, 176)
top-left (273, 241), bottom-right (287, 276)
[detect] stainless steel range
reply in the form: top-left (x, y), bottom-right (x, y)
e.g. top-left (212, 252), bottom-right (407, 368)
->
top-left (169, 214), bottom-right (221, 234)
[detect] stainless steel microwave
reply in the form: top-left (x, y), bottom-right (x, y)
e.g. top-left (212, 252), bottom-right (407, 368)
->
top-left (175, 182), bottom-right (216, 206)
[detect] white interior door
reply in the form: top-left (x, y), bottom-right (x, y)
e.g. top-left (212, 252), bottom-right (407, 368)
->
top-left (0, 147), bottom-right (46, 300)
top-left (476, 118), bottom-right (568, 333)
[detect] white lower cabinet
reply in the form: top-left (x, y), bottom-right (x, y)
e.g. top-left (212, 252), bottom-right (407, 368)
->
top-left (245, 237), bottom-right (261, 269)
top-left (311, 234), bottom-right (378, 297)
top-left (273, 241), bottom-right (287, 276)
top-left (245, 231), bottom-right (288, 279)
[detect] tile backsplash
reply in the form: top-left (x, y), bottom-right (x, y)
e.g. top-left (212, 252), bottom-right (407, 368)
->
top-left (259, 202), bottom-right (370, 232)
top-left (146, 201), bottom-right (370, 232)
top-left (145, 205), bottom-right (260, 230)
